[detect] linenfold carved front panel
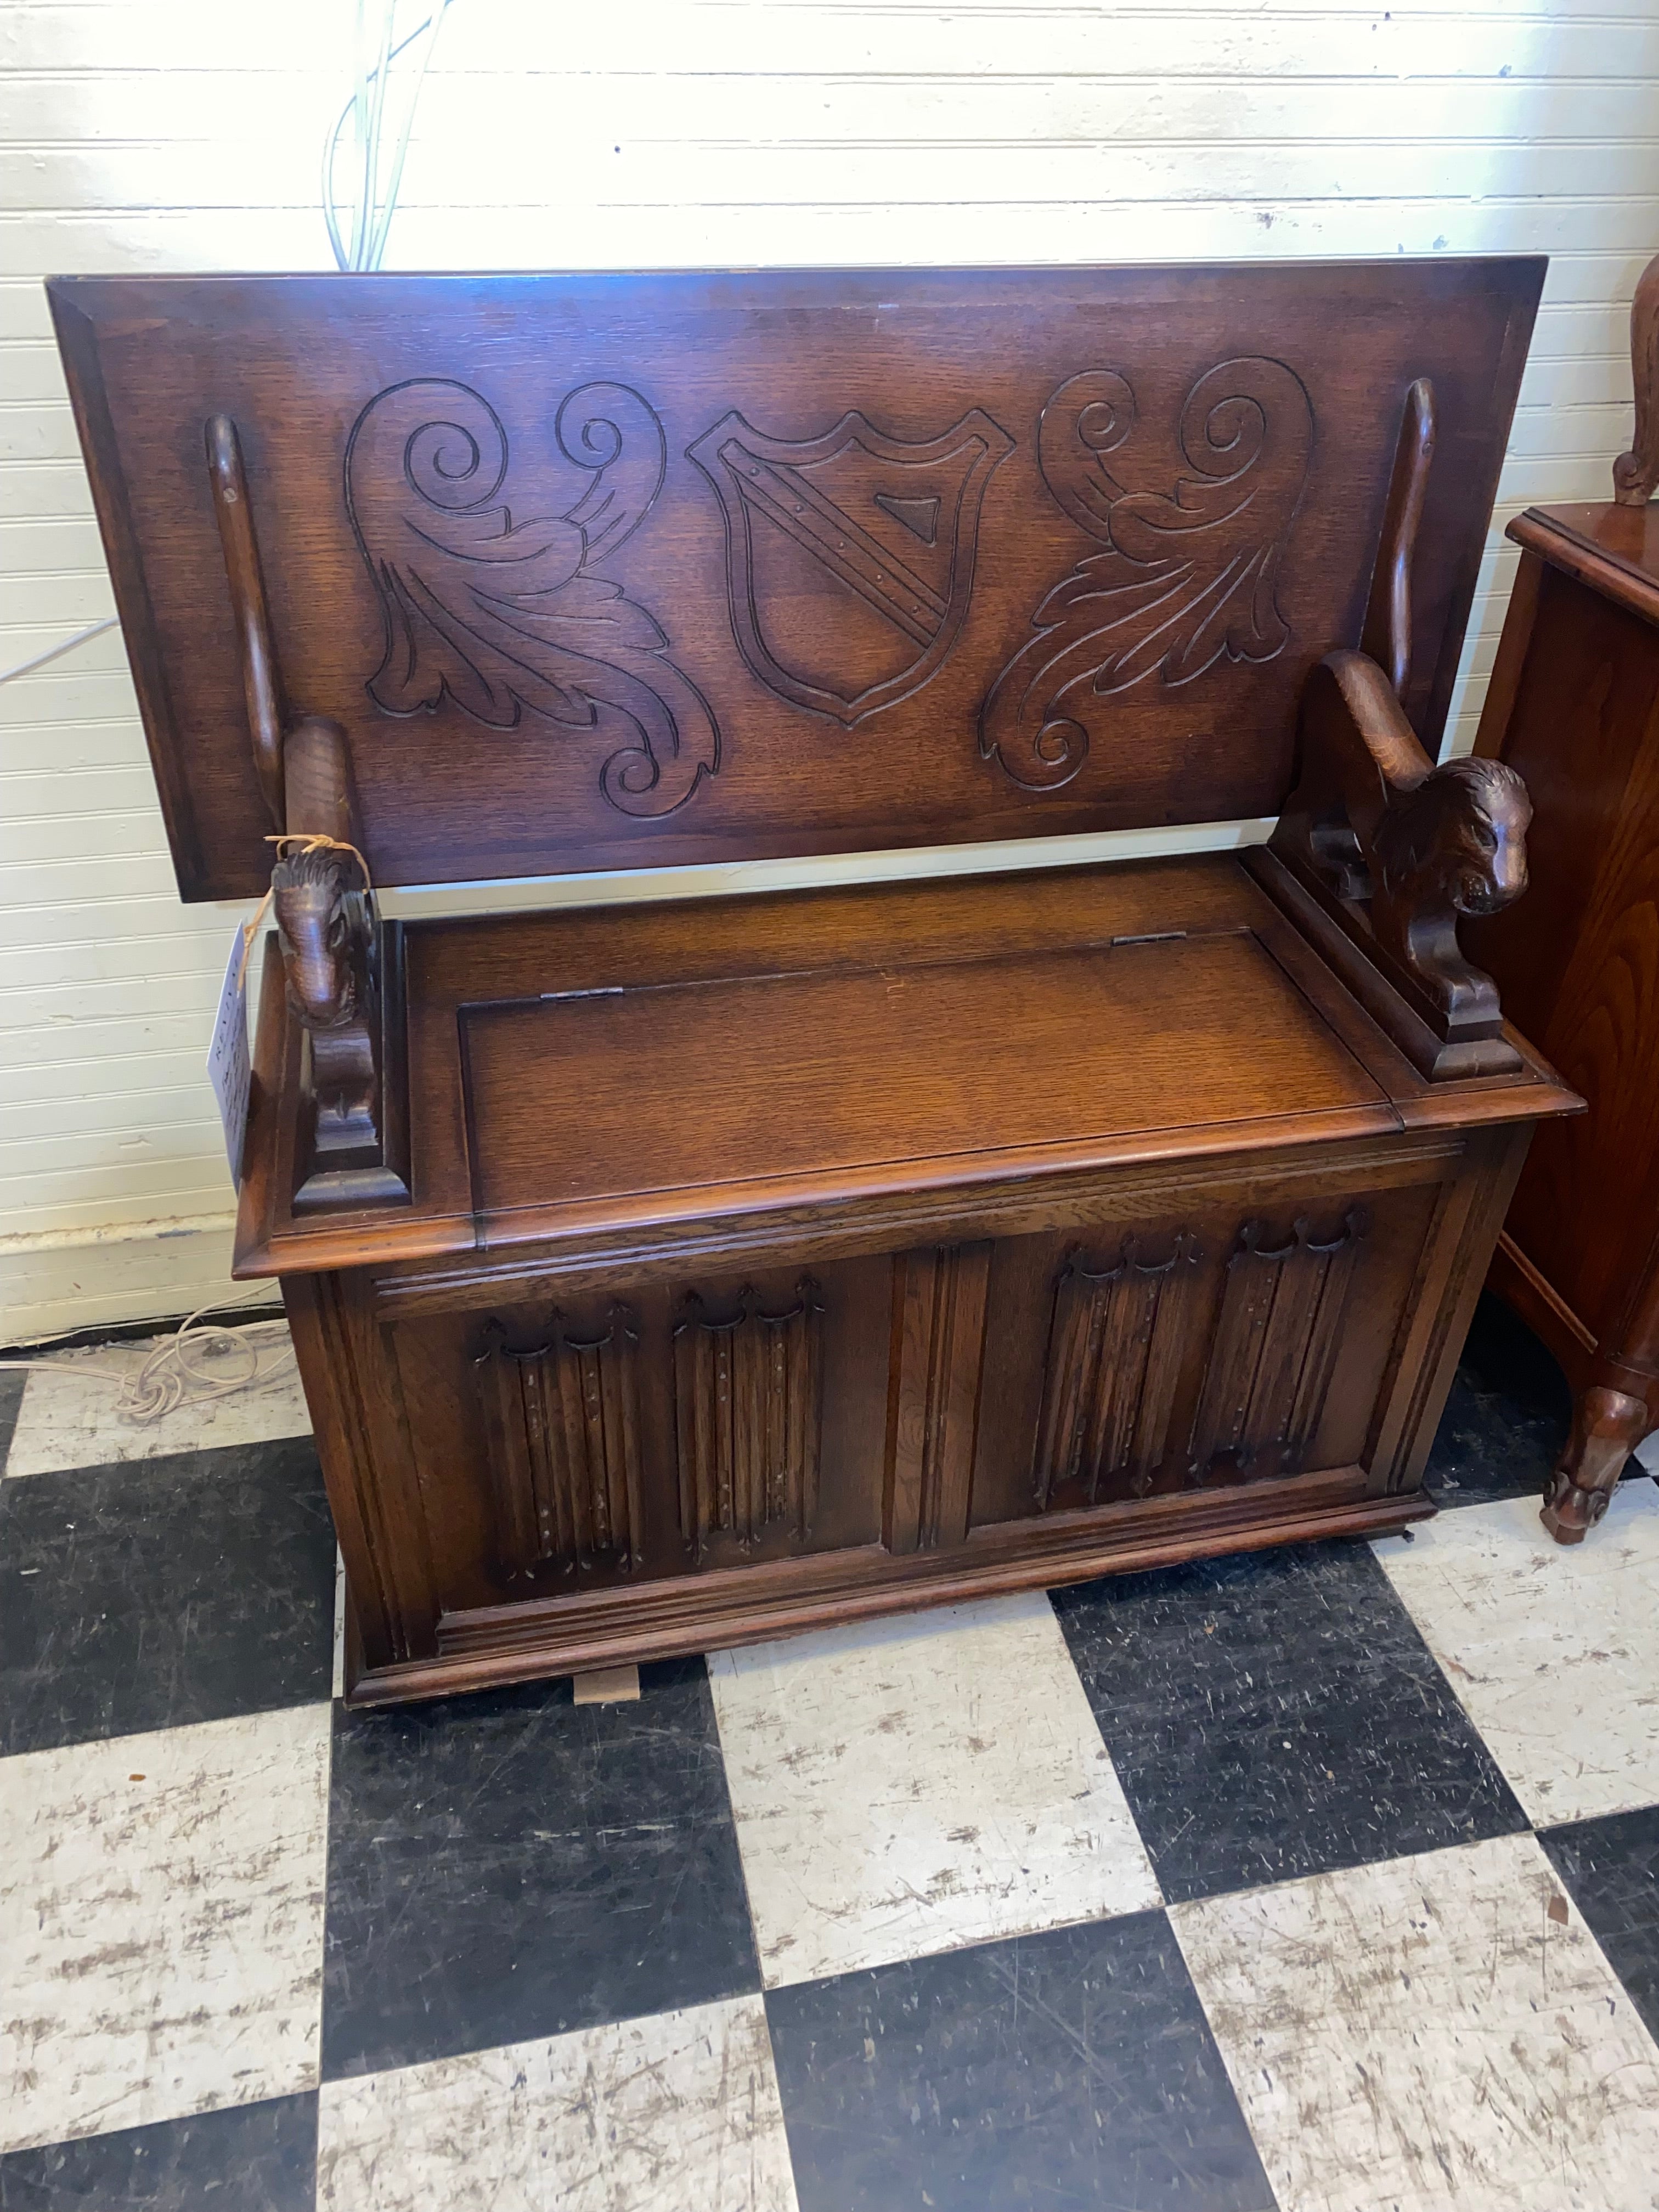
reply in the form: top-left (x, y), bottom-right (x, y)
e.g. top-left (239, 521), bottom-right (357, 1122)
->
top-left (1032, 1232), bottom-right (1201, 1506)
top-left (1188, 1209), bottom-right (1369, 1483)
top-left (887, 1244), bottom-right (992, 1554)
top-left (51, 264), bottom-right (1539, 898)
top-left (673, 1279), bottom-right (825, 1561)
top-left (474, 1308), bottom-right (645, 1582)
top-left (1023, 1205), bottom-right (1372, 1511)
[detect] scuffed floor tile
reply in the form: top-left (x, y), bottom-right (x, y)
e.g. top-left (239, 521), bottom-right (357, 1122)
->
top-left (321, 1661), bottom-right (757, 2081)
top-left (0, 2091), bottom-right (317, 2210)
top-left (331, 1548), bottom-right (346, 1703)
top-left (1543, 1802), bottom-right (1659, 2042)
top-left (1172, 1830), bottom-right (1659, 2212)
top-left (767, 1911), bottom-right (1274, 2212)
top-left (0, 1704), bottom-right (330, 2154)
top-left (1053, 1539), bottom-right (1525, 1904)
top-left (316, 1995), bottom-right (797, 2212)
top-left (0, 1371), bottom-right (26, 1472)
top-left (1375, 1482), bottom-right (1659, 1825)
top-left (0, 1438), bottom-right (337, 1755)
top-left (708, 1593), bottom-right (1160, 1989)
top-left (4, 1326), bottom-right (311, 1481)
top-left (1423, 1290), bottom-right (1572, 1509)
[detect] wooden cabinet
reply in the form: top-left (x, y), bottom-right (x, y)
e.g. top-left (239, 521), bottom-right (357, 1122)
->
top-left (260, 857), bottom-right (1545, 1699)
top-left (1468, 252), bottom-right (1659, 1542)
top-left (52, 257), bottom-right (1579, 1703)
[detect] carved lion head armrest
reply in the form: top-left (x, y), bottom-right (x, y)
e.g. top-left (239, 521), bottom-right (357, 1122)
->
top-left (1270, 647), bottom-right (1532, 1074)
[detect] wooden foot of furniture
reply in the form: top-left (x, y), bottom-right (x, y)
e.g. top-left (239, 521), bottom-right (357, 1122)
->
top-left (572, 1665), bottom-right (641, 1705)
top-left (1541, 1385), bottom-right (1650, 1543)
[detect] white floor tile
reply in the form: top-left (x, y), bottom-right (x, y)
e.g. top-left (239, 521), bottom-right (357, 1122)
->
top-left (1172, 1831), bottom-right (1659, 2212)
top-left (707, 1592), bottom-right (1160, 1988)
top-left (4, 1325), bottom-right (312, 1479)
top-left (316, 1995), bottom-right (798, 2212)
top-left (1374, 1483), bottom-right (1659, 1826)
top-left (0, 1703), bottom-right (330, 2153)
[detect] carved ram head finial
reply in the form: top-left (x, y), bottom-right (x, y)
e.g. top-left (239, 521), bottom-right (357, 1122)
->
top-left (272, 843), bottom-right (363, 1031)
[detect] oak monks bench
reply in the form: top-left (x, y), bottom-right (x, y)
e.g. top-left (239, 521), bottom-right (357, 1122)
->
top-left (52, 257), bottom-right (1578, 1706)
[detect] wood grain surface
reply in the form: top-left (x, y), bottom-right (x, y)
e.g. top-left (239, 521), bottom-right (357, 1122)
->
top-left (50, 259), bottom-right (1541, 900)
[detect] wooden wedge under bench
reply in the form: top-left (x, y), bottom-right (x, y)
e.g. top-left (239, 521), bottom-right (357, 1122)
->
top-left (52, 258), bottom-right (1580, 1706)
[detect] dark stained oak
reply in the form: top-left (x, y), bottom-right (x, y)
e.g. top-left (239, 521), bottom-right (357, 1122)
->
top-left (1269, 649), bottom-right (1531, 1077)
top-left (51, 257), bottom-right (1582, 1703)
top-left (1361, 377), bottom-right (1438, 699)
top-left (1470, 257), bottom-right (1659, 1539)
top-left (50, 261), bottom-right (1539, 901)
top-left (203, 414), bottom-right (284, 827)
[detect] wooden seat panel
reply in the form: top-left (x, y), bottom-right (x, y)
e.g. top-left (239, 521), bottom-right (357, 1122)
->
top-left (460, 926), bottom-right (1386, 1217)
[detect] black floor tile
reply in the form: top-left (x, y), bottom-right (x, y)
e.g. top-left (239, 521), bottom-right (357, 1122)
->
top-left (767, 1911), bottom-right (1275, 2212)
top-left (1425, 1289), bottom-right (1574, 1508)
top-left (0, 2094), bottom-right (316, 2211)
top-left (1542, 1804), bottom-right (1659, 2041)
top-left (1053, 1538), bottom-right (1527, 1904)
top-left (0, 1373), bottom-right (25, 1472)
top-left (321, 1655), bottom-right (759, 2081)
top-left (0, 1438), bottom-right (336, 1757)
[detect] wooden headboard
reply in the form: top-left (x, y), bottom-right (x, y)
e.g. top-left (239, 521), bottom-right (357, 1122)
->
top-left (51, 258), bottom-right (1542, 901)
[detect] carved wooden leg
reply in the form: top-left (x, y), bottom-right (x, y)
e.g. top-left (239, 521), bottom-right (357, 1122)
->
top-left (1541, 1385), bottom-right (1651, 1544)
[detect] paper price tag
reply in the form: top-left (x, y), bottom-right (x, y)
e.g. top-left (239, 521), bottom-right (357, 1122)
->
top-left (207, 923), bottom-right (253, 1187)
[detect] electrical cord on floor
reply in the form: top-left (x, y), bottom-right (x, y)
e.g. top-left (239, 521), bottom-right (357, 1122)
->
top-left (0, 1287), bottom-right (296, 1424)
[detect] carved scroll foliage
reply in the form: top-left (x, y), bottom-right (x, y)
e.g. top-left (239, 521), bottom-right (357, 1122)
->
top-left (475, 1308), bottom-right (645, 1581)
top-left (982, 358), bottom-right (1314, 789)
top-left (345, 377), bottom-right (718, 815)
top-left (673, 1280), bottom-right (824, 1562)
top-left (1188, 1209), bottom-right (1368, 1483)
top-left (1033, 1232), bottom-right (1199, 1508)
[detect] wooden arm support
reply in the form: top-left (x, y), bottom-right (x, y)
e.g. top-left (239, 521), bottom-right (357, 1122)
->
top-left (1613, 250), bottom-right (1659, 508)
top-left (206, 414), bottom-right (286, 828)
top-left (1269, 650), bottom-right (1532, 1080)
top-left (207, 415), bottom-right (409, 1210)
top-left (272, 717), bottom-right (409, 1207)
top-left (1361, 377), bottom-right (1436, 698)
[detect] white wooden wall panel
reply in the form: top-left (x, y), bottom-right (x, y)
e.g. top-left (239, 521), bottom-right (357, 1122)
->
top-left (1, 0), bottom-right (1655, 1338)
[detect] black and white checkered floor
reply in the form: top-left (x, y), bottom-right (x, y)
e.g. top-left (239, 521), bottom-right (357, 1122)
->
top-left (2, 1295), bottom-right (1657, 2210)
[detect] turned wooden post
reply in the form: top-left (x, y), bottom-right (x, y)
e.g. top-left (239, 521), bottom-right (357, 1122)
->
top-left (1613, 251), bottom-right (1659, 507)
top-left (1361, 377), bottom-right (1437, 699)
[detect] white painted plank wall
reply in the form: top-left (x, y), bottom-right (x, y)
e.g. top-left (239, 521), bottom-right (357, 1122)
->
top-left (2, 0), bottom-right (1656, 1338)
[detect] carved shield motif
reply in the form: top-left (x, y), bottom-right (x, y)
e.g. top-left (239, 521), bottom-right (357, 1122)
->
top-left (689, 408), bottom-right (1013, 725)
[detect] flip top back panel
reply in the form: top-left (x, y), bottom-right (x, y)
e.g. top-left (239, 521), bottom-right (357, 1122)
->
top-left (52, 259), bottom-right (1541, 900)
